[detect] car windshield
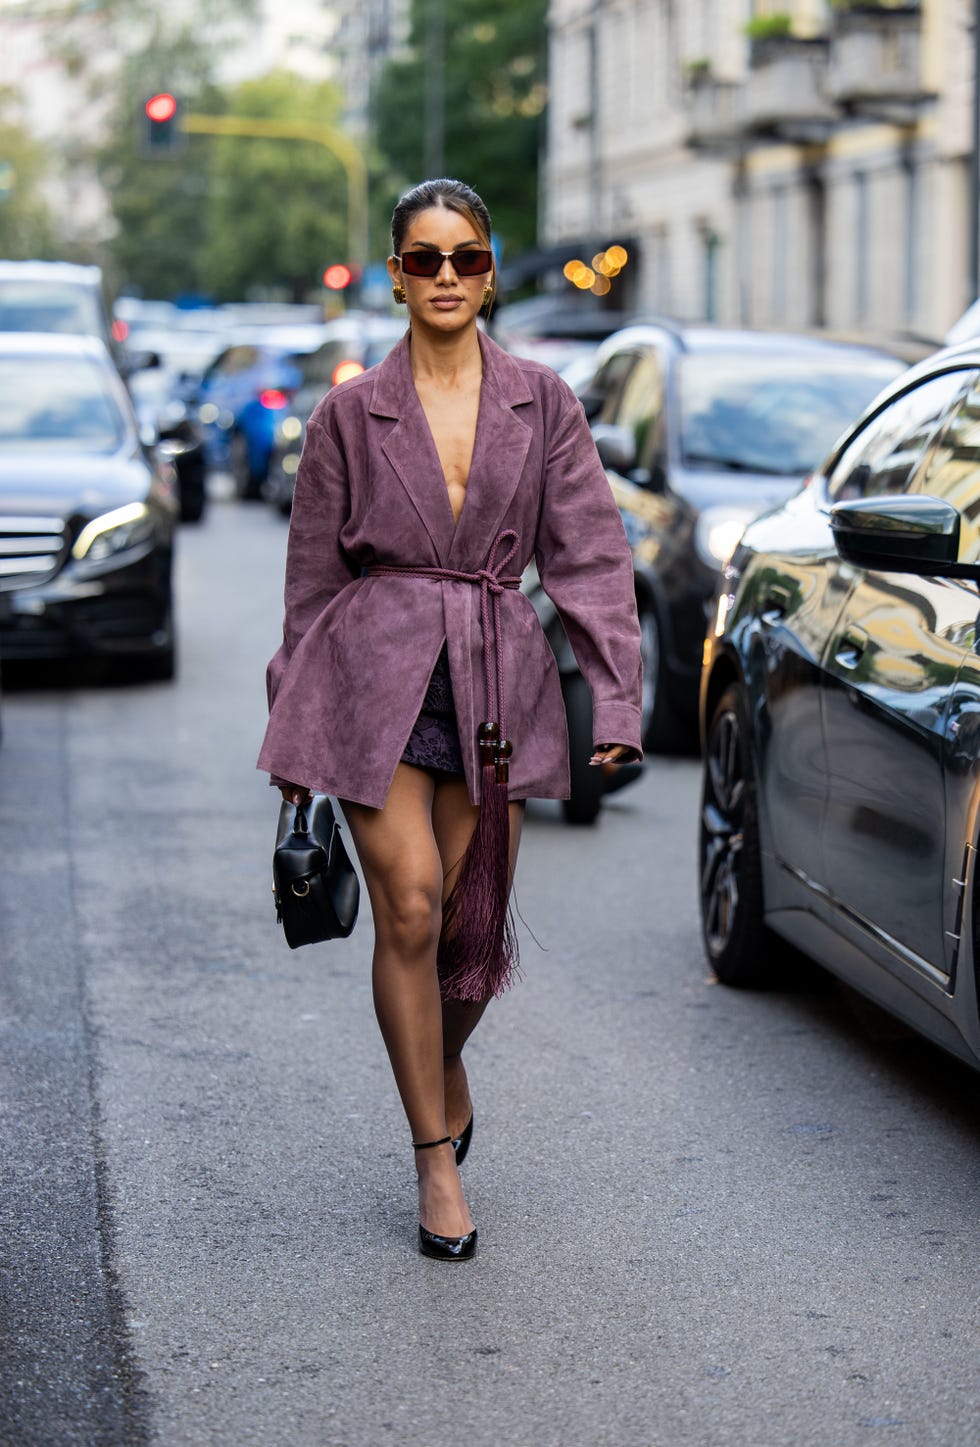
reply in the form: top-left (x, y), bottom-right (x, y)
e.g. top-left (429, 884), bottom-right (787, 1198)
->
top-left (0, 281), bottom-right (105, 338)
top-left (0, 356), bottom-right (127, 452)
top-left (678, 352), bottom-right (902, 476)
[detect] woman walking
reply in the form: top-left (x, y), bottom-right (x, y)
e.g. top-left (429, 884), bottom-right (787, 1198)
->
top-left (258, 178), bottom-right (642, 1261)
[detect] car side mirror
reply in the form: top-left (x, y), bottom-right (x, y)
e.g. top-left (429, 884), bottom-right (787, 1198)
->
top-left (830, 495), bottom-right (964, 574)
top-left (592, 423), bottom-right (637, 475)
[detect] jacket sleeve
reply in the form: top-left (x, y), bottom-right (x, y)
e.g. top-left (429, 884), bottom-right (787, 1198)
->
top-left (534, 391), bottom-right (643, 757)
top-left (266, 415), bottom-right (359, 710)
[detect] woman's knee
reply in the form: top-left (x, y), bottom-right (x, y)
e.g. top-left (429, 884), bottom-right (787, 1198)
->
top-left (375, 881), bottom-right (442, 957)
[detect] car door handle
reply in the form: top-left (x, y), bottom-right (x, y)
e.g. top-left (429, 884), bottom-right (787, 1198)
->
top-left (835, 624), bottom-right (869, 670)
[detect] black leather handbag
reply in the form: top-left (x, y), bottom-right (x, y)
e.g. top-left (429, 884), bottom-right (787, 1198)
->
top-left (273, 795), bottom-right (359, 948)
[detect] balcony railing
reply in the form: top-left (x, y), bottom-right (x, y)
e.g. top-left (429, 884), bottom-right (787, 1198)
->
top-left (741, 35), bottom-right (837, 142)
top-left (685, 75), bottom-right (744, 152)
top-left (825, 6), bottom-right (930, 116)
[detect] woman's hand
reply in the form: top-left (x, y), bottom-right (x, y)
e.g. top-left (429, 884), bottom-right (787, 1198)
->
top-left (589, 743), bottom-right (634, 766)
top-left (278, 783), bottom-right (313, 806)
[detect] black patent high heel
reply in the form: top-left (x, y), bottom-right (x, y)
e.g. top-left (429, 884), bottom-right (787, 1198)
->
top-left (452, 1114), bottom-right (474, 1167)
top-left (412, 1135), bottom-right (477, 1261)
top-left (443, 1050), bottom-right (474, 1167)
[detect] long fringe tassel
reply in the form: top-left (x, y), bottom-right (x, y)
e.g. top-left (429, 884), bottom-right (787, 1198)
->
top-left (437, 727), bottom-right (519, 1002)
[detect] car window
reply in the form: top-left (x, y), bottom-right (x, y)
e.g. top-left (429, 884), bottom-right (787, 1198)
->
top-left (0, 356), bottom-right (126, 452)
top-left (612, 350), bottom-right (663, 427)
top-left (0, 280), bottom-right (105, 339)
top-left (592, 350), bottom-right (643, 425)
top-left (826, 370), bottom-right (973, 502)
top-left (915, 375), bottom-right (980, 562)
top-left (680, 351), bottom-right (904, 477)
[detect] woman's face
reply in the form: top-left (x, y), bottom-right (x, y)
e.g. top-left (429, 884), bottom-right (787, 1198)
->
top-left (389, 205), bottom-right (492, 336)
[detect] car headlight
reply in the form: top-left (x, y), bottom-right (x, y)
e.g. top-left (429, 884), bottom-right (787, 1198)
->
top-left (694, 507), bottom-right (757, 569)
top-left (72, 502), bottom-right (154, 562)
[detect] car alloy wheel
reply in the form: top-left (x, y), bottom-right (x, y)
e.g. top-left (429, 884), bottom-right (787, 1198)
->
top-left (699, 682), bottom-right (773, 985)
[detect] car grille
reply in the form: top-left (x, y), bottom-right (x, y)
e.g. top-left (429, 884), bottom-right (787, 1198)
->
top-left (0, 515), bottom-right (67, 591)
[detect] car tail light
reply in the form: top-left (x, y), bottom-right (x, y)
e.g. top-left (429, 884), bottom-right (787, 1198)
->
top-left (333, 359), bottom-right (365, 386)
top-left (259, 389), bottom-right (289, 409)
top-left (111, 319), bottom-right (129, 342)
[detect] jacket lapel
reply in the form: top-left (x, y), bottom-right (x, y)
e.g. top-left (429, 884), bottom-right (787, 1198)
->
top-left (372, 337), bottom-right (456, 563)
top-left (370, 331), bottom-right (534, 568)
top-left (449, 333), bottom-right (534, 568)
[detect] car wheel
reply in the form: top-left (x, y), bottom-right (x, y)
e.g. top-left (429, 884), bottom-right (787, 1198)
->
top-left (561, 671), bottom-right (603, 825)
top-left (231, 431), bottom-right (263, 500)
top-left (699, 682), bottom-right (775, 985)
top-left (639, 603), bottom-right (691, 755)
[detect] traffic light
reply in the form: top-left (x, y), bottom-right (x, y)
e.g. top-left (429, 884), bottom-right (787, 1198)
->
top-left (323, 264), bottom-right (353, 291)
top-left (142, 93), bottom-right (181, 154)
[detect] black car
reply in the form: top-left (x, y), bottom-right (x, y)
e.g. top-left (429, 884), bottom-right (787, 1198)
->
top-left (698, 342), bottom-right (980, 1070)
top-left (0, 334), bottom-right (178, 678)
top-left (578, 322), bottom-right (911, 751)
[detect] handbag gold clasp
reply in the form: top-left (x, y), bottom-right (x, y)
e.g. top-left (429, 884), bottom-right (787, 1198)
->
top-left (291, 879), bottom-right (311, 897)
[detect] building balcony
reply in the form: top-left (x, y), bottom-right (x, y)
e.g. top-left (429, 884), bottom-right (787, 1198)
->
top-left (825, 5), bottom-right (930, 120)
top-left (741, 35), bottom-right (836, 143)
top-left (684, 73), bottom-right (745, 152)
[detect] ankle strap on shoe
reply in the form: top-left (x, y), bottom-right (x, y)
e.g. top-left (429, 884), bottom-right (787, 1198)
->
top-left (412, 1135), bottom-right (452, 1151)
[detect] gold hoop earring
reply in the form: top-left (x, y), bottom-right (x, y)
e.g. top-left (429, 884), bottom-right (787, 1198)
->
top-left (392, 284), bottom-right (406, 305)
top-left (482, 282), bottom-right (493, 308)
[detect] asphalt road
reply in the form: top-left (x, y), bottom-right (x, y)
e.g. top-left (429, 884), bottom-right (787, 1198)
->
top-left (1, 496), bottom-right (978, 1447)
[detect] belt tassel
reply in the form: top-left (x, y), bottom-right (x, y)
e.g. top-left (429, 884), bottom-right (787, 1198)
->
top-left (437, 721), bottom-right (518, 1002)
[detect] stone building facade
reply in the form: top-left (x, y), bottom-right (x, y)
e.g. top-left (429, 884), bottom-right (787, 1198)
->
top-left (545, 0), bottom-right (975, 337)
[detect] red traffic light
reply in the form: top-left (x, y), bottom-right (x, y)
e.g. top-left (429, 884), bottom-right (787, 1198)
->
top-left (145, 93), bottom-right (177, 123)
top-left (323, 264), bottom-right (353, 291)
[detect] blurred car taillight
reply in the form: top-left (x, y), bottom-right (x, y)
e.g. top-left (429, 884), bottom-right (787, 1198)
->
top-left (332, 359), bottom-right (365, 386)
top-left (259, 388), bottom-right (289, 409)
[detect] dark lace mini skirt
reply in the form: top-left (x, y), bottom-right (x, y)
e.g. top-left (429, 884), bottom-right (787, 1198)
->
top-left (401, 645), bottom-right (464, 776)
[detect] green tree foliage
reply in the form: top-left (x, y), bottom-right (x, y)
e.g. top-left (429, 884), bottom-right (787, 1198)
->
top-left (197, 73), bottom-right (349, 303)
top-left (373, 0), bottom-right (548, 258)
top-left (0, 89), bottom-right (57, 259)
top-left (97, 62), bottom-right (348, 302)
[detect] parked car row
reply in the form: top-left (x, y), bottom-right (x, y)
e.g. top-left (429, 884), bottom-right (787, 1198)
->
top-left (507, 303), bottom-right (980, 1070)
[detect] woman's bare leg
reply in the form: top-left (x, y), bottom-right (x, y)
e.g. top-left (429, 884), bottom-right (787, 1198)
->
top-left (341, 764), bottom-right (473, 1239)
top-left (431, 778), bottom-right (525, 1138)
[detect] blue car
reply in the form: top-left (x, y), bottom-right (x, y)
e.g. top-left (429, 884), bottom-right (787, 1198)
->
top-left (194, 325), bottom-right (330, 498)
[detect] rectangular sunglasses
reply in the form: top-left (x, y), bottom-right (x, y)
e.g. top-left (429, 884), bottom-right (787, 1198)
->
top-left (395, 248), bottom-right (493, 278)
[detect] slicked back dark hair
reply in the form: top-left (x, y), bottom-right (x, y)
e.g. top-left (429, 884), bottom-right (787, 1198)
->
top-left (390, 178), bottom-right (496, 313)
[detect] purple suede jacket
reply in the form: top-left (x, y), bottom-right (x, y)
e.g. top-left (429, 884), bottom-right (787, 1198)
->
top-left (257, 331), bottom-right (642, 807)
